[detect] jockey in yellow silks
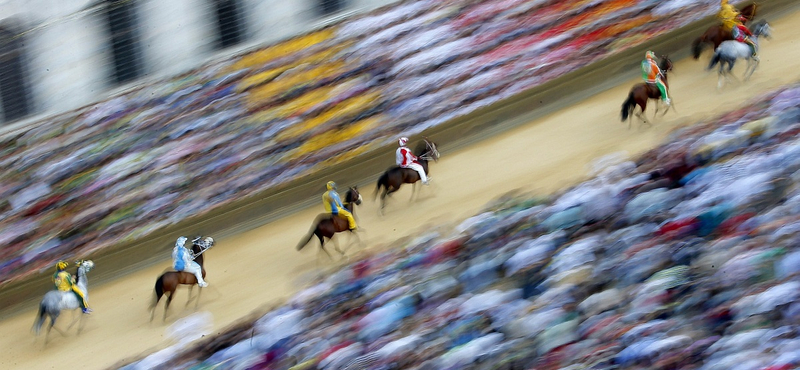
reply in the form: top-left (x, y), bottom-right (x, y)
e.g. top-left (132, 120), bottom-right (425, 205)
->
top-left (53, 261), bottom-right (91, 314)
top-left (641, 51), bottom-right (670, 106)
top-left (323, 181), bottom-right (357, 231)
top-left (718, 0), bottom-right (741, 32)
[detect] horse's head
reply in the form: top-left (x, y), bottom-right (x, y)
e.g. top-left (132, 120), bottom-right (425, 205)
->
top-left (416, 138), bottom-right (440, 162)
top-left (75, 260), bottom-right (95, 273)
top-left (346, 186), bottom-right (362, 206)
top-left (752, 20), bottom-right (772, 39)
top-left (659, 55), bottom-right (674, 74)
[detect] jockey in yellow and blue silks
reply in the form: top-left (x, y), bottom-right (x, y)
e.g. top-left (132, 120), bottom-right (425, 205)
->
top-left (53, 261), bottom-right (91, 314)
top-left (323, 181), bottom-right (357, 231)
top-left (642, 51), bottom-right (670, 106)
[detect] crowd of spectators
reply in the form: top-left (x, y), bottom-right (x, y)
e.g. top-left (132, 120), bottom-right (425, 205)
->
top-left (120, 82), bottom-right (800, 370)
top-left (0, 0), bottom-right (735, 285)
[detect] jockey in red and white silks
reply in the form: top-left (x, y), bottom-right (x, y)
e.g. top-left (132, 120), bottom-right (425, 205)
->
top-left (396, 137), bottom-right (429, 185)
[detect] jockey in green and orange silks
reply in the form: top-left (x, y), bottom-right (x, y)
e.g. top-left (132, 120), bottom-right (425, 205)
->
top-left (53, 261), bottom-right (91, 314)
top-left (641, 51), bottom-right (670, 106)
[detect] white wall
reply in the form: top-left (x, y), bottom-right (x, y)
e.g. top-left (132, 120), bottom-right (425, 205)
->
top-left (0, 0), bottom-right (401, 128)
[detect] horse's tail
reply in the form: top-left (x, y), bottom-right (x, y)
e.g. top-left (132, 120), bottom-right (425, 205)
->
top-left (296, 222), bottom-right (317, 251)
top-left (621, 92), bottom-right (636, 122)
top-left (373, 172), bottom-right (388, 201)
top-left (151, 275), bottom-right (164, 310)
top-left (708, 50), bottom-right (722, 70)
top-left (692, 37), bottom-right (705, 60)
top-left (32, 301), bottom-right (47, 336)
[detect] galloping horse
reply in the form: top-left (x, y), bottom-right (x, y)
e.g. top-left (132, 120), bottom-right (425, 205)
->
top-left (620, 55), bottom-right (674, 126)
top-left (692, 3), bottom-right (758, 59)
top-left (32, 260), bottom-right (95, 342)
top-left (150, 237), bottom-right (214, 322)
top-left (708, 20), bottom-right (771, 88)
top-left (374, 138), bottom-right (440, 213)
top-left (296, 186), bottom-right (363, 257)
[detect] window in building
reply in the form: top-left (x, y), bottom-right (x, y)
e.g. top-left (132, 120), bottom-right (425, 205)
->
top-left (0, 24), bottom-right (32, 123)
top-left (318, 0), bottom-right (346, 16)
top-left (213, 0), bottom-right (246, 49)
top-left (104, 0), bottom-right (145, 85)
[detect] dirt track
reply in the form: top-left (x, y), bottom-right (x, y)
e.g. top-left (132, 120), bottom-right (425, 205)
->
top-left (1, 11), bottom-right (800, 370)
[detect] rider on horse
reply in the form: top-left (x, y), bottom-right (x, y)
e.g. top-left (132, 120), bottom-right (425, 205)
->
top-left (642, 51), bottom-right (670, 106)
top-left (718, 0), bottom-right (741, 32)
top-left (323, 181), bottom-right (357, 231)
top-left (172, 236), bottom-right (208, 287)
top-left (732, 15), bottom-right (758, 57)
top-left (53, 261), bottom-right (91, 314)
top-left (396, 137), bottom-right (429, 185)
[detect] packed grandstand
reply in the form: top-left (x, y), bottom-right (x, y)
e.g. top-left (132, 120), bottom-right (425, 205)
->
top-left (3, 0), bottom-right (800, 369)
top-left (0, 0), bottom-right (729, 285)
top-left (121, 82), bottom-right (800, 369)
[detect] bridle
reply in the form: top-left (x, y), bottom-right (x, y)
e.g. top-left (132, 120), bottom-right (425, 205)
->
top-left (418, 139), bottom-right (440, 162)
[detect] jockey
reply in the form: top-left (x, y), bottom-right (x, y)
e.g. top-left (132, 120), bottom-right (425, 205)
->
top-left (641, 51), bottom-right (670, 106)
top-left (323, 181), bottom-right (357, 231)
top-left (53, 261), bottom-right (91, 314)
top-left (396, 137), bottom-right (429, 185)
top-left (718, 0), bottom-right (740, 32)
top-left (172, 236), bottom-right (208, 287)
top-left (732, 16), bottom-right (758, 57)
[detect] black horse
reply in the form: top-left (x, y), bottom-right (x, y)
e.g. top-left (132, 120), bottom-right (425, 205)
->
top-left (374, 138), bottom-right (440, 213)
top-left (296, 187), bottom-right (363, 258)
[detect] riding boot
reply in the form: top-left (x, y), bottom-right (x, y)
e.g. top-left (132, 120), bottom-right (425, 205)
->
top-left (195, 272), bottom-right (208, 287)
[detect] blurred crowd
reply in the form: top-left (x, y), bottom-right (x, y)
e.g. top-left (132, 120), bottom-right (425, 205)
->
top-left (0, 0), bottom-right (731, 285)
top-left (121, 83), bottom-right (800, 370)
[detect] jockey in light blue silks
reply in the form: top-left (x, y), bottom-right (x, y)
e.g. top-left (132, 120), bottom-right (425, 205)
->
top-left (172, 236), bottom-right (208, 287)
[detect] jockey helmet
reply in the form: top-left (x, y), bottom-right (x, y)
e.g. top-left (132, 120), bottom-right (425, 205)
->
top-left (56, 261), bottom-right (69, 271)
top-left (398, 137), bottom-right (408, 147)
top-left (327, 181), bottom-right (337, 191)
top-left (176, 236), bottom-right (188, 249)
top-left (645, 51), bottom-right (656, 60)
top-left (737, 15), bottom-right (747, 22)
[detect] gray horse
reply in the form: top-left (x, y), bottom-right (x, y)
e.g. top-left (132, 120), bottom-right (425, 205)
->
top-left (32, 260), bottom-right (95, 341)
top-left (708, 20), bottom-right (772, 88)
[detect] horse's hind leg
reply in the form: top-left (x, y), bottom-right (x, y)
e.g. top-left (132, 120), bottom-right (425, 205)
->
top-left (163, 292), bottom-right (174, 322)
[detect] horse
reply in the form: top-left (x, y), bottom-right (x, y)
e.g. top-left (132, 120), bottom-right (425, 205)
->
top-left (32, 260), bottom-right (95, 343)
top-left (296, 186), bottom-right (363, 258)
top-left (708, 20), bottom-right (771, 88)
top-left (150, 236), bottom-right (214, 322)
top-left (374, 138), bottom-right (440, 213)
top-left (691, 3), bottom-right (758, 59)
top-left (620, 55), bottom-right (674, 127)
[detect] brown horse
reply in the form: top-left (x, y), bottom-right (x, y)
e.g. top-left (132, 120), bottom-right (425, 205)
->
top-left (374, 138), bottom-right (440, 213)
top-left (296, 186), bottom-right (363, 258)
top-left (150, 237), bottom-right (214, 321)
top-left (692, 3), bottom-right (758, 59)
top-left (620, 56), bottom-right (674, 127)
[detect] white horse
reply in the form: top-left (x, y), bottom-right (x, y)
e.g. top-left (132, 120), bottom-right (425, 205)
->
top-left (708, 20), bottom-right (772, 88)
top-left (32, 260), bottom-right (95, 342)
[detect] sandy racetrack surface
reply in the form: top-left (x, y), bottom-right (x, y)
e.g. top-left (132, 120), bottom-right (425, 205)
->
top-left (1, 11), bottom-right (800, 370)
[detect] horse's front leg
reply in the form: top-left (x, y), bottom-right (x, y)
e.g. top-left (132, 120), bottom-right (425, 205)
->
top-left (66, 309), bottom-right (81, 330)
top-left (744, 58), bottom-right (759, 80)
top-left (332, 236), bottom-right (345, 257)
top-left (194, 286), bottom-right (202, 310)
top-left (186, 285), bottom-right (195, 307)
top-left (409, 182), bottom-right (416, 202)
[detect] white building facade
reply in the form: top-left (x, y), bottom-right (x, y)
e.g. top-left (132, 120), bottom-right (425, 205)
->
top-left (0, 0), bottom-right (397, 127)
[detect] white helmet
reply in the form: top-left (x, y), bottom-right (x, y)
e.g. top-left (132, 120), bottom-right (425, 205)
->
top-left (398, 137), bottom-right (408, 146)
top-left (176, 236), bottom-right (187, 248)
